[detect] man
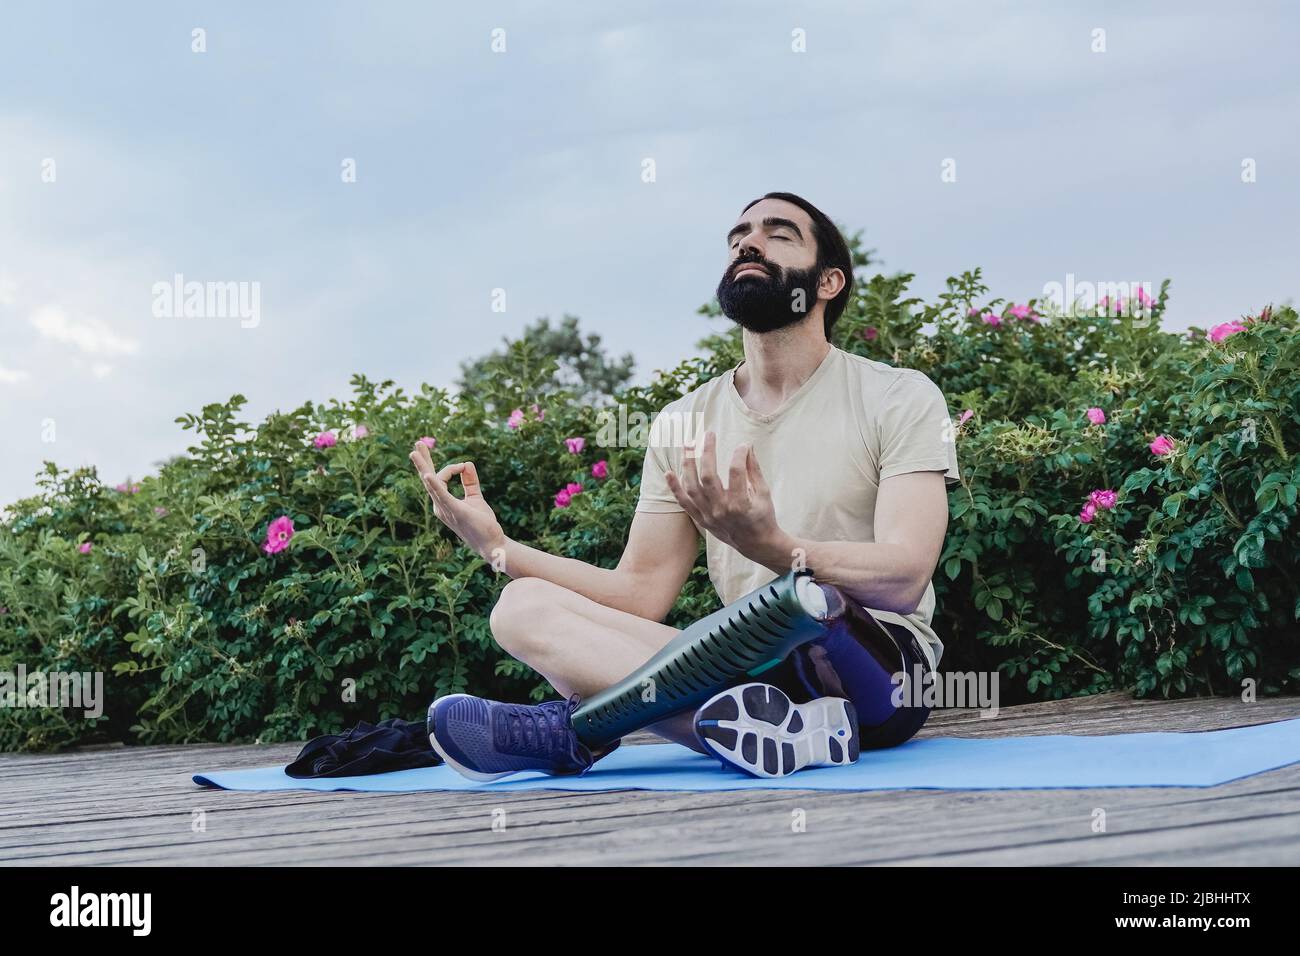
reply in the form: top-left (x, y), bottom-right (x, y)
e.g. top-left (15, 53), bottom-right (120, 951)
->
top-left (410, 192), bottom-right (959, 780)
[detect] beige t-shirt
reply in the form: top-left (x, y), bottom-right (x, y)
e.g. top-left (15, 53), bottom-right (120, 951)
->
top-left (636, 345), bottom-right (960, 662)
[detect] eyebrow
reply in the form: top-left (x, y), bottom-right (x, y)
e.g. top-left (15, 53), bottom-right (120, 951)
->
top-left (726, 216), bottom-right (805, 244)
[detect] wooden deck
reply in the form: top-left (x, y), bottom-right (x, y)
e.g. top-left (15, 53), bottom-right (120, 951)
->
top-left (3, 692), bottom-right (1300, 866)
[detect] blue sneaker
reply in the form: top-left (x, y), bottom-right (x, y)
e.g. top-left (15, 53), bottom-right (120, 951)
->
top-left (694, 682), bottom-right (859, 778)
top-left (427, 692), bottom-right (612, 782)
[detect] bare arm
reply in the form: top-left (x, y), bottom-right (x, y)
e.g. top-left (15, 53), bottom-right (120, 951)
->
top-left (767, 472), bottom-right (949, 614)
top-left (409, 443), bottom-right (698, 621)
top-left (496, 511), bottom-right (699, 621)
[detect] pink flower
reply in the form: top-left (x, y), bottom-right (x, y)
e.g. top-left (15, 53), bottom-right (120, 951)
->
top-left (153, 507), bottom-right (169, 517)
top-left (1149, 435), bottom-right (1176, 457)
top-left (1088, 489), bottom-right (1118, 510)
top-left (263, 515), bottom-right (295, 555)
top-left (314, 431), bottom-right (337, 449)
top-left (1086, 407), bottom-right (1107, 425)
top-left (115, 483), bottom-right (128, 493)
top-left (1008, 303), bottom-right (1037, 322)
top-left (591, 459), bottom-right (609, 479)
top-left (532, 404), bottom-right (545, 422)
top-left (417, 436), bottom-right (437, 449)
top-left (967, 307), bottom-right (981, 318)
top-left (1136, 286), bottom-right (1155, 307)
top-left (982, 312), bottom-right (1001, 326)
top-left (353, 425), bottom-right (369, 439)
top-left (1207, 321), bottom-right (1247, 343)
top-left (1078, 502), bottom-right (1097, 524)
top-left (565, 437), bottom-right (586, 455)
top-left (554, 482), bottom-right (585, 508)
top-left (507, 408), bottom-right (525, 430)
top-left (862, 326), bottom-right (879, 341)
top-left (1099, 295), bottom-right (1129, 316)
top-left (78, 541), bottom-right (93, 554)
top-left (959, 409), bottom-right (974, 425)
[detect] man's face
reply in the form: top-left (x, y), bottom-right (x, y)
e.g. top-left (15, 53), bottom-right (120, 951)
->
top-left (716, 198), bottom-right (823, 334)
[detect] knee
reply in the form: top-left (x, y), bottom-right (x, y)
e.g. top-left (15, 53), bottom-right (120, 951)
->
top-left (489, 577), bottom-right (560, 659)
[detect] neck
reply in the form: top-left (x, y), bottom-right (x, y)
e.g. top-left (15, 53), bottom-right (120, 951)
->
top-left (733, 316), bottom-right (832, 412)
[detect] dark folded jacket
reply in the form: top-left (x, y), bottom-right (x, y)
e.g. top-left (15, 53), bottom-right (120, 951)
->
top-left (286, 718), bottom-right (443, 778)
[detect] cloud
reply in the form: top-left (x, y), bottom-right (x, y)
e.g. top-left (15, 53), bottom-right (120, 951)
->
top-left (28, 305), bottom-right (139, 357)
top-left (0, 364), bottom-right (30, 385)
top-left (0, 0), bottom-right (1295, 513)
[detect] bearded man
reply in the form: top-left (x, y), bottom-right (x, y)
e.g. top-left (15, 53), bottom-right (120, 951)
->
top-left (412, 192), bottom-right (958, 780)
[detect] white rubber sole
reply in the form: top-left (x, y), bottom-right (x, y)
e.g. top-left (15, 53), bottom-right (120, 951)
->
top-left (694, 682), bottom-right (859, 778)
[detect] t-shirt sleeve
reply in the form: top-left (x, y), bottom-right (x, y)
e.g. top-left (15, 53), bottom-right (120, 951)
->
top-left (635, 411), bottom-right (686, 514)
top-left (877, 371), bottom-right (961, 486)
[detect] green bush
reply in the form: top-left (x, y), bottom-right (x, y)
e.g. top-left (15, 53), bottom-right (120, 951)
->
top-left (2, 262), bottom-right (1297, 751)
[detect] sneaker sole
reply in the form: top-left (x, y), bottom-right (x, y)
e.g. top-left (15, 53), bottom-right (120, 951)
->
top-left (427, 694), bottom-right (518, 783)
top-left (695, 683), bottom-right (859, 778)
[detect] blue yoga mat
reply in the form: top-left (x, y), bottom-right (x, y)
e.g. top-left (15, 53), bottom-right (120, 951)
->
top-left (194, 717), bottom-right (1300, 793)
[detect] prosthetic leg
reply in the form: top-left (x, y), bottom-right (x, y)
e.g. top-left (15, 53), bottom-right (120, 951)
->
top-left (570, 569), bottom-right (847, 748)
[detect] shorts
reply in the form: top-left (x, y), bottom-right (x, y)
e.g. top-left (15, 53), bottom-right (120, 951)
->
top-left (760, 603), bottom-right (936, 750)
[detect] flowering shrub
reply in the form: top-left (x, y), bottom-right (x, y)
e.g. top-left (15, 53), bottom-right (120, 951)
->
top-left (1, 264), bottom-right (1296, 751)
top-left (0, 350), bottom-right (714, 751)
top-left (839, 275), bottom-right (1298, 701)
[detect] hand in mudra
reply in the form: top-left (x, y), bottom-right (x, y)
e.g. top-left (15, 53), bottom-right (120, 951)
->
top-left (409, 443), bottom-right (505, 560)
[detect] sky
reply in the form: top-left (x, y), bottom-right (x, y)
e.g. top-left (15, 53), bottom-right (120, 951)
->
top-left (1, 1), bottom-right (1296, 508)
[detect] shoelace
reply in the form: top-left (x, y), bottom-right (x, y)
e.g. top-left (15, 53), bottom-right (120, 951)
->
top-left (493, 694), bottom-right (590, 769)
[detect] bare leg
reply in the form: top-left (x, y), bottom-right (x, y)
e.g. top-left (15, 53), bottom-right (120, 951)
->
top-left (488, 577), bottom-right (704, 752)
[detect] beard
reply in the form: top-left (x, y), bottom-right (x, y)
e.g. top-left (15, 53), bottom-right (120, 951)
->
top-left (716, 255), bottom-right (822, 334)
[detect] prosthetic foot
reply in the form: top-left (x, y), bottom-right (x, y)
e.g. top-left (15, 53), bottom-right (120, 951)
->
top-left (570, 569), bottom-right (846, 748)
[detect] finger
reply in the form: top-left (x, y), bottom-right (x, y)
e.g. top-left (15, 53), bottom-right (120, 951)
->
top-left (666, 471), bottom-right (704, 524)
top-left (458, 461), bottom-right (485, 500)
top-left (727, 443), bottom-right (751, 505)
top-left (679, 439), bottom-right (702, 498)
top-left (436, 461), bottom-right (473, 495)
top-left (424, 477), bottom-right (456, 519)
top-left (409, 449), bottom-right (442, 504)
top-left (696, 431), bottom-right (720, 493)
top-left (409, 444), bottom-right (436, 480)
top-left (417, 458), bottom-right (461, 511)
top-left (666, 469), bottom-right (692, 507)
top-left (745, 445), bottom-right (771, 497)
top-left (412, 471), bottom-right (449, 522)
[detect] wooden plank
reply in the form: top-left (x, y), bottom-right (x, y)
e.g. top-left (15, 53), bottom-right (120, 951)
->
top-left (2, 693), bottom-right (1298, 866)
top-left (8, 764), bottom-right (1300, 867)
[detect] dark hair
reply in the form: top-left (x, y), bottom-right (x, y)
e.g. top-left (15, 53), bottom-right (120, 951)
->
top-left (741, 191), bottom-right (854, 339)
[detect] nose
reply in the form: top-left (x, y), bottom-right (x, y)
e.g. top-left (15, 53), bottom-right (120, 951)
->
top-left (732, 238), bottom-right (767, 276)
top-left (736, 232), bottom-right (764, 260)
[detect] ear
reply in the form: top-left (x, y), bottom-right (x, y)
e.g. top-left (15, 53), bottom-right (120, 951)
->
top-left (819, 266), bottom-right (846, 300)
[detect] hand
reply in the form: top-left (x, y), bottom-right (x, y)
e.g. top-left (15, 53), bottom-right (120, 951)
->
top-left (409, 443), bottom-right (506, 561)
top-left (665, 431), bottom-right (790, 568)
